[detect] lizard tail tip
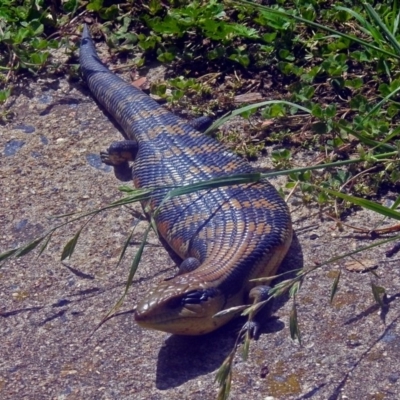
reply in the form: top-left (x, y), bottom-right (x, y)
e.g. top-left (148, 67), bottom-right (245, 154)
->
top-left (82, 23), bottom-right (91, 40)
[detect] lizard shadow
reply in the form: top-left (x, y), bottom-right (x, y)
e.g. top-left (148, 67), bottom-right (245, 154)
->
top-left (154, 232), bottom-right (303, 389)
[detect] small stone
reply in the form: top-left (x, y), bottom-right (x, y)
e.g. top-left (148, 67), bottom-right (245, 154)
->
top-left (14, 124), bottom-right (36, 134)
top-left (4, 139), bottom-right (25, 156)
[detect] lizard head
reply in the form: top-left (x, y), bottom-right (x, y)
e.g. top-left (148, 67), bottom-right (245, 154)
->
top-left (134, 275), bottom-right (238, 335)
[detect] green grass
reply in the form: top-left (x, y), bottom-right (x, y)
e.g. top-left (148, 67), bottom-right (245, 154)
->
top-left (2, 1), bottom-right (400, 399)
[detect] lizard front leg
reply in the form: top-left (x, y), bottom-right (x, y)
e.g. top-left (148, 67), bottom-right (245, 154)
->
top-left (100, 140), bottom-right (138, 181)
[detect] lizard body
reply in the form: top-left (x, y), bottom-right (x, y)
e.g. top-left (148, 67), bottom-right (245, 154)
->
top-left (80, 25), bottom-right (292, 335)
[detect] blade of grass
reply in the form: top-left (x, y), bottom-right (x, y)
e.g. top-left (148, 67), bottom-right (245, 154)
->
top-left (335, 6), bottom-right (384, 43)
top-left (164, 172), bottom-right (262, 201)
top-left (322, 188), bottom-right (400, 220)
top-left (38, 231), bottom-right (54, 257)
top-left (206, 100), bottom-right (312, 133)
top-left (289, 299), bottom-right (301, 344)
top-left (124, 223), bottom-right (152, 294)
top-left (0, 248), bottom-right (19, 264)
top-left (15, 235), bottom-right (49, 258)
top-left (338, 122), bottom-right (397, 152)
top-left (363, 2), bottom-right (400, 55)
top-left (87, 222), bottom-right (153, 342)
top-left (330, 270), bottom-right (341, 303)
top-left (362, 85), bottom-right (400, 123)
top-left (115, 223), bottom-right (138, 269)
top-left (61, 215), bottom-right (95, 260)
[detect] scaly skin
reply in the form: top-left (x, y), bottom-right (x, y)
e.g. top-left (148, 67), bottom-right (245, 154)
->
top-left (80, 25), bottom-right (293, 335)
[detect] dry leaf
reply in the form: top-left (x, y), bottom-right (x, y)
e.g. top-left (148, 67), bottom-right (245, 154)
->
top-left (132, 76), bottom-right (147, 89)
top-left (344, 258), bottom-right (377, 273)
top-left (234, 92), bottom-right (263, 104)
top-left (261, 119), bottom-right (275, 128)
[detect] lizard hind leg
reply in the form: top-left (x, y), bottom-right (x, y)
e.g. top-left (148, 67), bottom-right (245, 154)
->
top-left (178, 257), bottom-right (201, 274)
top-left (100, 140), bottom-right (138, 181)
top-left (163, 257), bottom-right (201, 281)
top-left (188, 116), bottom-right (213, 132)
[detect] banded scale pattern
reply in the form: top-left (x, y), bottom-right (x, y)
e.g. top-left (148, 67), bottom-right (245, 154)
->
top-left (80, 25), bottom-right (293, 335)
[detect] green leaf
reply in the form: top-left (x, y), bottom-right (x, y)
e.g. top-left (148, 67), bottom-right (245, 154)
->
top-left (86, 0), bottom-right (103, 12)
top-left (311, 104), bottom-right (323, 118)
top-left (116, 227), bottom-right (136, 269)
top-left (30, 51), bottom-right (48, 65)
top-left (0, 248), bottom-right (19, 263)
top-left (16, 235), bottom-right (47, 257)
top-left (351, 94), bottom-right (370, 112)
top-left (215, 352), bottom-right (234, 400)
top-left (322, 188), bottom-right (400, 220)
top-left (262, 32), bottom-right (277, 43)
top-left (100, 5), bottom-right (119, 20)
top-left (351, 50), bottom-right (372, 62)
top-left (164, 173), bottom-right (261, 201)
top-left (371, 282), bottom-right (386, 307)
top-left (31, 38), bottom-right (49, 50)
top-left (330, 270), bottom-right (341, 303)
top-left (312, 122), bottom-right (329, 134)
top-left (38, 232), bottom-right (54, 257)
top-left (0, 88), bottom-right (11, 103)
top-left (279, 49), bottom-right (295, 61)
top-left (289, 280), bottom-right (301, 297)
top-left (63, 0), bottom-right (79, 13)
top-left (124, 224), bottom-right (152, 294)
top-left (157, 51), bottom-right (175, 63)
top-left (111, 188), bottom-right (153, 206)
top-left (206, 100), bottom-right (311, 134)
top-left (61, 230), bottom-right (82, 260)
top-left (345, 77), bottom-right (364, 89)
top-left (241, 331), bottom-right (251, 360)
top-left (325, 104), bottom-right (337, 118)
top-left (231, 23), bottom-right (259, 39)
top-left (263, 103), bottom-right (286, 118)
top-left (148, 0), bottom-right (162, 15)
top-left (272, 148), bottom-right (291, 162)
top-left (228, 52), bottom-right (250, 67)
top-left (289, 300), bottom-right (301, 344)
